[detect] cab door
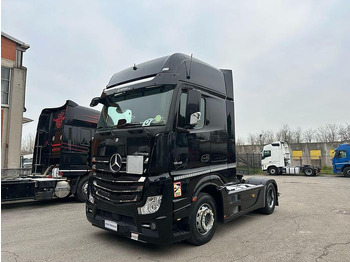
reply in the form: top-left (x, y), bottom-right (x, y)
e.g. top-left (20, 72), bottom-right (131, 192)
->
top-left (333, 149), bottom-right (348, 173)
top-left (173, 87), bottom-right (210, 174)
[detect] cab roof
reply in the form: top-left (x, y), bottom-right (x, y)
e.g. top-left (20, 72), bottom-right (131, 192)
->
top-left (106, 53), bottom-right (233, 100)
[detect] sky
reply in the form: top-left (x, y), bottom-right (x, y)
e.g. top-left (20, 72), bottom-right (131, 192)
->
top-left (2, 0), bottom-right (350, 142)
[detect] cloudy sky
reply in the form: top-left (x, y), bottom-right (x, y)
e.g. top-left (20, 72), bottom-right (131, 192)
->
top-left (2, 0), bottom-right (350, 142)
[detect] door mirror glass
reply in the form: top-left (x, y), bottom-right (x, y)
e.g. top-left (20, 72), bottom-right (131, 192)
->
top-left (190, 112), bottom-right (201, 126)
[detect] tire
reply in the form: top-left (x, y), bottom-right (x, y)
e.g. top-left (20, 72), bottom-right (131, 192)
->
top-left (188, 193), bottom-right (217, 246)
top-left (259, 183), bottom-right (277, 215)
top-left (75, 175), bottom-right (89, 202)
top-left (304, 167), bottom-right (314, 176)
top-left (343, 167), bottom-right (350, 177)
top-left (268, 167), bottom-right (279, 175)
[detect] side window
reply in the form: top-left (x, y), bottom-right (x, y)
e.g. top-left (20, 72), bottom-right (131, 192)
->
top-left (177, 91), bottom-right (205, 129)
top-left (262, 150), bottom-right (271, 159)
top-left (178, 93), bottom-right (187, 128)
top-left (336, 150), bottom-right (347, 158)
top-left (80, 128), bottom-right (92, 146)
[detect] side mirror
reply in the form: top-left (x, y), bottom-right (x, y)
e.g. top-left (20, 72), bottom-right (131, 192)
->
top-left (190, 112), bottom-right (201, 126)
top-left (186, 89), bottom-right (201, 126)
top-left (90, 97), bottom-right (101, 107)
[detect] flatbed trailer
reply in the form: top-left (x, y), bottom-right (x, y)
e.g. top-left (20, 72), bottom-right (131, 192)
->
top-left (1, 100), bottom-right (99, 202)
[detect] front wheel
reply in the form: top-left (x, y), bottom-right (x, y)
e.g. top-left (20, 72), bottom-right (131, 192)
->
top-left (268, 167), bottom-right (279, 175)
top-left (259, 183), bottom-right (277, 215)
top-left (343, 167), bottom-right (350, 177)
top-left (75, 175), bottom-right (89, 202)
top-left (188, 193), bottom-right (217, 246)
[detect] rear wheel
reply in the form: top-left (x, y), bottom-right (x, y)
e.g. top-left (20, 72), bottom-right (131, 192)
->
top-left (188, 193), bottom-right (217, 246)
top-left (268, 166), bottom-right (279, 175)
top-left (304, 167), bottom-right (314, 176)
top-left (75, 175), bottom-right (89, 202)
top-left (343, 167), bottom-right (350, 177)
top-left (259, 183), bottom-right (276, 214)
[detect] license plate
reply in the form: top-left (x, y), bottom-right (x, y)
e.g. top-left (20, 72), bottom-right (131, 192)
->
top-left (105, 220), bottom-right (118, 232)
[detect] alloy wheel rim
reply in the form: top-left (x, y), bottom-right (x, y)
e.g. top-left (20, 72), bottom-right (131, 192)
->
top-left (196, 203), bottom-right (214, 235)
top-left (267, 187), bottom-right (275, 208)
top-left (82, 182), bottom-right (88, 197)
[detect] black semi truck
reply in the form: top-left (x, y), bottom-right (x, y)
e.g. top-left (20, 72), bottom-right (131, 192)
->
top-left (1, 100), bottom-right (99, 202)
top-left (86, 53), bottom-right (279, 245)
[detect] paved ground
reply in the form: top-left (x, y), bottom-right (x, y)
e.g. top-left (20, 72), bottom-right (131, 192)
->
top-left (2, 174), bottom-right (350, 262)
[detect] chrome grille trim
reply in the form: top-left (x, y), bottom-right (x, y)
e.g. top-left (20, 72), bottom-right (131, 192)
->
top-left (93, 181), bottom-right (143, 193)
top-left (93, 175), bottom-right (145, 184)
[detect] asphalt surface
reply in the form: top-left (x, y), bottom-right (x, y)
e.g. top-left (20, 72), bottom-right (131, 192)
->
top-left (2, 174), bottom-right (350, 262)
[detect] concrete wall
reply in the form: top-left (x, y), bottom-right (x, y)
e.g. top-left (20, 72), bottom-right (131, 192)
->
top-left (237, 141), bottom-right (350, 167)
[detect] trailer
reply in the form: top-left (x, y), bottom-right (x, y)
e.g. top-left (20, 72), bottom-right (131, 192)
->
top-left (261, 141), bottom-right (320, 176)
top-left (1, 100), bottom-right (100, 202)
top-left (85, 53), bottom-right (279, 245)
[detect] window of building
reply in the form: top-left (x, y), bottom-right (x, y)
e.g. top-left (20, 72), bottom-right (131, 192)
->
top-left (178, 92), bottom-right (205, 129)
top-left (1, 67), bottom-right (11, 105)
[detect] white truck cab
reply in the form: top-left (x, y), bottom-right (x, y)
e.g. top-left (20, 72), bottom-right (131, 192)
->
top-left (261, 142), bottom-right (291, 174)
top-left (261, 141), bottom-right (320, 176)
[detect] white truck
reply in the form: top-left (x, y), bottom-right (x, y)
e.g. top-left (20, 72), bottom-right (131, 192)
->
top-left (261, 141), bottom-right (320, 176)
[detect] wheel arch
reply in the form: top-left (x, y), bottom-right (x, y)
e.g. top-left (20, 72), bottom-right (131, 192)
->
top-left (70, 173), bottom-right (89, 194)
top-left (245, 177), bottom-right (279, 206)
top-left (341, 164), bottom-right (350, 172)
top-left (194, 182), bottom-right (225, 223)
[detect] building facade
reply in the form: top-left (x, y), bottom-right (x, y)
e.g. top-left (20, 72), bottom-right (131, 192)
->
top-left (1, 32), bottom-right (30, 170)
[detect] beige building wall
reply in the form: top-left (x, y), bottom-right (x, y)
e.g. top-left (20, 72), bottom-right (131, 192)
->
top-left (1, 33), bottom-right (30, 170)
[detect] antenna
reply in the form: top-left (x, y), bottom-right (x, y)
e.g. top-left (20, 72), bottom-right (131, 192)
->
top-left (186, 53), bottom-right (193, 79)
top-left (133, 63), bottom-right (138, 70)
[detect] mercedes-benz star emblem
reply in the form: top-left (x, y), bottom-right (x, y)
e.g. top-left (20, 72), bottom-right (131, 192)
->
top-left (109, 153), bottom-right (122, 173)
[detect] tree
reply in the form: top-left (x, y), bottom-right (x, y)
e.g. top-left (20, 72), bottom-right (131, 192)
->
top-left (275, 124), bottom-right (293, 143)
top-left (21, 133), bottom-right (35, 154)
top-left (236, 136), bottom-right (245, 146)
top-left (338, 123), bottom-right (350, 141)
top-left (303, 129), bottom-right (315, 143)
top-left (247, 133), bottom-right (258, 145)
top-left (316, 124), bottom-right (338, 142)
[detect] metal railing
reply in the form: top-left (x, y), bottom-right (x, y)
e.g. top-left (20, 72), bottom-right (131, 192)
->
top-left (1, 168), bottom-right (32, 179)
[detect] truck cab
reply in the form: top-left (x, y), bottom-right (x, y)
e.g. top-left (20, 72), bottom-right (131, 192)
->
top-left (86, 53), bottom-right (279, 245)
top-left (261, 142), bottom-right (291, 174)
top-left (261, 141), bottom-right (319, 176)
top-left (332, 144), bottom-right (350, 177)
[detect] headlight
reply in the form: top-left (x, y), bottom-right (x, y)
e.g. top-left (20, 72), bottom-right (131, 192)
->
top-left (137, 196), bottom-right (162, 215)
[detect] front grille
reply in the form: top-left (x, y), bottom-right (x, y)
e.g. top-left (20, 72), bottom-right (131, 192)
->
top-left (92, 172), bottom-right (145, 203)
top-left (93, 156), bottom-right (148, 174)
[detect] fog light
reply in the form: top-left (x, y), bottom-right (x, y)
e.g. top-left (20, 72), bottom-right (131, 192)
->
top-left (137, 196), bottom-right (162, 215)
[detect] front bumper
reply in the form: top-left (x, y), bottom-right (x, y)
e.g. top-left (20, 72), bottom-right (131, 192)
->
top-left (86, 175), bottom-right (189, 245)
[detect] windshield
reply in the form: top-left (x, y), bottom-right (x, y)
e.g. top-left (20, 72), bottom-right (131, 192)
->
top-left (98, 85), bottom-right (175, 129)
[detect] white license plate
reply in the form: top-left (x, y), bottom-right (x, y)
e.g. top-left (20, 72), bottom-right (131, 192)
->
top-left (126, 155), bottom-right (144, 174)
top-left (105, 220), bottom-right (118, 232)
